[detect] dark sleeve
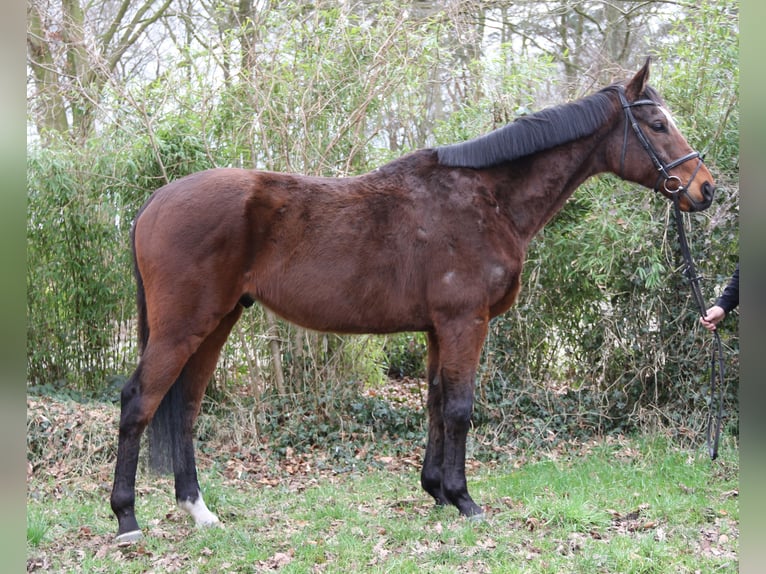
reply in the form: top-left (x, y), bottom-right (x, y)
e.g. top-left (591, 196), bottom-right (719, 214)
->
top-left (715, 264), bottom-right (739, 314)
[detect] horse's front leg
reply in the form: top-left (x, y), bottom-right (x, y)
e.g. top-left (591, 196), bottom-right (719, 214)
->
top-left (440, 366), bottom-right (483, 517)
top-left (421, 331), bottom-right (450, 506)
top-left (425, 314), bottom-right (487, 518)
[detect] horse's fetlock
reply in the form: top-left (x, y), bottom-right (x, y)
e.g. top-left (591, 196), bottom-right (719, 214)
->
top-left (420, 470), bottom-right (442, 496)
top-left (110, 489), bottom-right (135, 517)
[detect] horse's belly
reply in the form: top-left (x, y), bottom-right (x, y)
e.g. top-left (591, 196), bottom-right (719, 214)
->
top-left (253, 275), bottom-right (428, 335)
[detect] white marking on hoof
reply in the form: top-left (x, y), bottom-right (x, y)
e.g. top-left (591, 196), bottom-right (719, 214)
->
top-left (115, 529), bottom-right (143, 543)
top-left (178, 493), bottom-right (220, 528)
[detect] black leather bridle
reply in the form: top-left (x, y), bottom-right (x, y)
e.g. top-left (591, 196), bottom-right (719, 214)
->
top-left (617, 87), bottom-right (708, 211)
top-left (617, 86), bottom-right (725, 459)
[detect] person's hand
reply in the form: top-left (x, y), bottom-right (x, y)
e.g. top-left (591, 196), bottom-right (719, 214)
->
top-left (700, 305), bottom-right (726, 331)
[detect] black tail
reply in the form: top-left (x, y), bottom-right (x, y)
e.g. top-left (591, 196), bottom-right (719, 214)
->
top-left (131, 209), bottom-right (182, 475)
top-left (148, 377), bottom-right (184, 474)
top-left (132, 222), bottom-right (149, 355)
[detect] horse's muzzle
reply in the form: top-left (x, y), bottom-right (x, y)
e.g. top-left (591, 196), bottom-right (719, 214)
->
top-left (689, 181), bottom-right (715, 212)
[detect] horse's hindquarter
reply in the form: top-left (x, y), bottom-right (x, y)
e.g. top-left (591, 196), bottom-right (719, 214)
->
top-left (133, 169), bottom-right (260, 327)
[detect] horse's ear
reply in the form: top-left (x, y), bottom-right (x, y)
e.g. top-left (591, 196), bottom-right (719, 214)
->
top-left (625, 57), bottom-right (651, 100)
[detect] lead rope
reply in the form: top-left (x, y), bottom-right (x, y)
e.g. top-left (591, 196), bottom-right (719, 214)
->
top-left (670, 195), bottom-right (726, 460)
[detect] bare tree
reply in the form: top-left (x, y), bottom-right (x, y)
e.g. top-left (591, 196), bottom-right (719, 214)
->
top-left (27, 0), bottom-right (174, 144)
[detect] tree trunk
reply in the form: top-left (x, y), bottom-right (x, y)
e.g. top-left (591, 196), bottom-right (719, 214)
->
top-left (265, 310), bottom-right (286, 397)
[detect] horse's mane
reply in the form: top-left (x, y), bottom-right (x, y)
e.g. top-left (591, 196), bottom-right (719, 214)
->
top-left (436, 88), bottom-right (619, 168)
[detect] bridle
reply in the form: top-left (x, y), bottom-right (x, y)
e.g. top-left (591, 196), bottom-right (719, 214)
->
top-left (617, 87), bottom-right (708, 211)
top-left (618, 86), bottom-right (725, 460)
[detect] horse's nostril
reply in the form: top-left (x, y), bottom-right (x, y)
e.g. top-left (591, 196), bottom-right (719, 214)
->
top-left (703, 182), bottom-right (715, 202)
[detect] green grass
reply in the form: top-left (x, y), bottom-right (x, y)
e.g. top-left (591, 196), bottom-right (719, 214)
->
top-left (26, 508), bottom-right (51, 547)
top-left (26, 435), bottom-right (738, 573)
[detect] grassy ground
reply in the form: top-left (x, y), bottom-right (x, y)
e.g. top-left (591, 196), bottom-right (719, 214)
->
top-left (27, 397), bottom-right (738, 573)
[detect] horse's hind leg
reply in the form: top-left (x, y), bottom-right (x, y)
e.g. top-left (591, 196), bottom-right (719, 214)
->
top-left (111, 336), bottom-right (199, 541)
top-left (171, 305), bottom-right (243, 528)
top-left (111, 300), bottom-right (241, 541)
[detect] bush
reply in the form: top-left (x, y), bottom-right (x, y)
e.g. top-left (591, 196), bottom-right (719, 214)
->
top-left (383, 333), bottom-right (427, 379)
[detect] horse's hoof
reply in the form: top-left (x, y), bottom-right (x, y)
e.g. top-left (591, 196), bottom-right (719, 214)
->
top-left (115, 529), bottom-right (143, 543)
top-left (467, 511), bottom-right (486, 523)
top-left (196, 518), bottom-right (223, 529)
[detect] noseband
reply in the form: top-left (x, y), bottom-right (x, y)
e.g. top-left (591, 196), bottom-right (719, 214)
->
top-left (617, 87), bottom-right (706, 209)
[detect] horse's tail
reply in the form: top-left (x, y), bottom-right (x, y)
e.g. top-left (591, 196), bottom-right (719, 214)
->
top-left (132, 222), bottom-right (149, 355)
top-left (131, 206), bottom-right (180, 475)
top-left (148, 381), bottom-right (181, 474)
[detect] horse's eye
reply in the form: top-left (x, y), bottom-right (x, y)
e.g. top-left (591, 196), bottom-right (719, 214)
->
top-left (651, 121), bottom-right (667, 133)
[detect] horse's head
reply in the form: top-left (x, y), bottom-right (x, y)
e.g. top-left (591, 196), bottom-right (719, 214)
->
top-left (613, 58), bottom-right (715, 212)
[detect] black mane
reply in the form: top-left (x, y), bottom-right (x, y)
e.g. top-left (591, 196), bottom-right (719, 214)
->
top-left (436, 88), bottom-right (618, 168)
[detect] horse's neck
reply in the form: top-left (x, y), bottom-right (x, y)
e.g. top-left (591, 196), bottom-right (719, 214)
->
top-left (497, 133), bottom-right (610, 241)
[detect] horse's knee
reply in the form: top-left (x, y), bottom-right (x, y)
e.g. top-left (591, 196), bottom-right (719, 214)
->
top-left (443, 395), bottom-right (473, 430)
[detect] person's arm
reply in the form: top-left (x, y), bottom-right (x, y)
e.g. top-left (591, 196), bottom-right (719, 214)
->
top-left (714, 265), bottom-right (739, 314)
top-left (700, 265), bottom-right (738, 331)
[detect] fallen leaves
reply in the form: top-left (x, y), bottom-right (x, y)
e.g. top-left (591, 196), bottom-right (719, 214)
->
top-left (362, 377), bottom-right (427, 412)
top-left (27, 396), bottom-right (119, 482)
top-left (608, 503), bottom-right (658, 533)
top-left (256, 549), bottom-right (295, 570)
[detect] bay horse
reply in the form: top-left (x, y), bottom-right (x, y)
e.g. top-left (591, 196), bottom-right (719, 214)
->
top-left (111, 59), bottom-right (714, 541)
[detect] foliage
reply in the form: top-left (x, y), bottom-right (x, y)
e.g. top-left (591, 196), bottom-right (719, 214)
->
top-left (651, 0), bottom-right (739, 178)
top-left (250, 391), bottom-right (423, 458)
top-left (27, 144), bottom-right (132, 389)
top-left (473, 172), bottom-right (739, 442)
top-left (26, 119), bottom-right (217, 390)
top-left (383, 333), bottom-right (428, 379)
top-left (465, 0), bottom-right (739, 440)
